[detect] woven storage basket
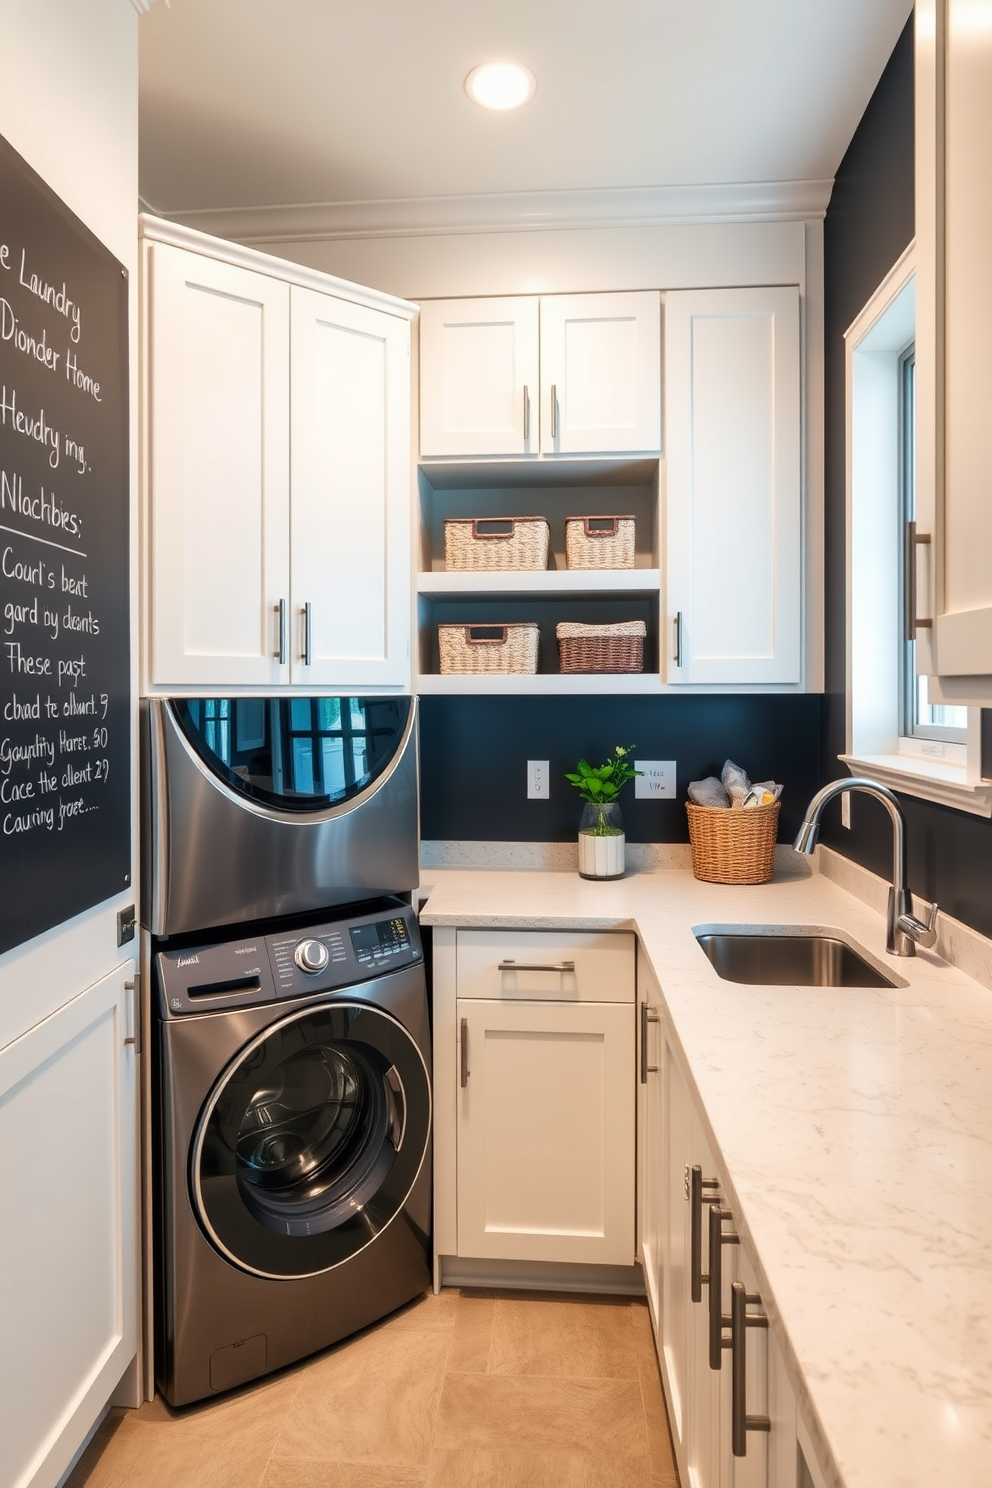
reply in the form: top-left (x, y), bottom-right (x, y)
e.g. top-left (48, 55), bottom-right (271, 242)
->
top-left (438, 622), bottom-right (540, 675)
top-left (685, 801), bottom-right (780, 885)
top-left (565, 514), bottom-right (636, 570)
top-left (444, 516), bottom-right (549, 572)
top-left (556, 620), bottom-right (646, 674)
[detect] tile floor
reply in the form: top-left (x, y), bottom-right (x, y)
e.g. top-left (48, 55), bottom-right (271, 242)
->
top-left (66, 1290), bottom-right (681, 1488)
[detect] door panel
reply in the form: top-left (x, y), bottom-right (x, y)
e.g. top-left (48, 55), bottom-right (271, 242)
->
top-left (147, 244), bottom-right (290, 686)
top-left (456, 998), bottom-right (635, 1265)
top-left (290, 288), bottom-right (410, 687)
top-left (0, 965), bottom-right (136, 1488)
top-left (419, 298), bottom-right (539, 457)
top-left (540, 292), bottom-right (661, 454)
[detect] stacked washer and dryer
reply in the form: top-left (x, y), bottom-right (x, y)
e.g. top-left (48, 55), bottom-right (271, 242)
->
top-left (142, 695), bottom-right (431, 1407)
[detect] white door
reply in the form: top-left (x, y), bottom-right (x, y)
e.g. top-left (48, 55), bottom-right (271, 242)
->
top-left (539, 291), bottom-right (661, 454)
top-left (666, 287), bottom-right (801, 686)
top-left (419, 297), bottom-right (539, 458)
top-left (456, 998), bottom-right (635, 1265)
top-left (146, 243), bottom-right (291, 687)
top-left (638, 964), bottom-right (664, 1339)
top-left (0, 965), bottom-right (137, 1488)
top-left (290, 287), bottom-right (411, 688)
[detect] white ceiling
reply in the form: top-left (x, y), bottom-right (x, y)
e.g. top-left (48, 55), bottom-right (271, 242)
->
top-left (138, 0), bottom-right (914, 236)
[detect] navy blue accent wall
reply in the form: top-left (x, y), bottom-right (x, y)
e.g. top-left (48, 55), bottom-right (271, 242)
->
top-left (822, 17), bottom-right (992, 940)
top-left (420, 695), bottom-right (822, 845)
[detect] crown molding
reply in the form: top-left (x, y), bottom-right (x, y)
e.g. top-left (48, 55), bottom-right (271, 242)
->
top-left (156, 178), bottom-right (834, 246)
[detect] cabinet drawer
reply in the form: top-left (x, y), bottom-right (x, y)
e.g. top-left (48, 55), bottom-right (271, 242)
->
top-left (455, 929), bottom-right (634, 1003)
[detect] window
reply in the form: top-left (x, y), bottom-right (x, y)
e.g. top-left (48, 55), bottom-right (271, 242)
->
top-left (843, 245), bottom-right (991, 816)
top-left (898, 347), bottom-right (967, 745)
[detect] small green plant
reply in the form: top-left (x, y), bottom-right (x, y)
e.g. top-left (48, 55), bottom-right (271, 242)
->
top-left (566, 745), bottom-right (641, 835)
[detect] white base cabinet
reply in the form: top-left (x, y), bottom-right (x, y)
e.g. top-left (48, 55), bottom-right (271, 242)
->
top-left (0, 965), bottom-right (137, 1488)
top-left (433, 928), bottom-right (636, 1276)
top-left (640, 966), bottom-right (798, 1488)
top-left (141, 217), bottom-right (415, 694)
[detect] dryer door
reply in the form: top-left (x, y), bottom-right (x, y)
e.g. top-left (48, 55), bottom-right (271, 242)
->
top-left (190, 1000), bottom-right (430, 1278)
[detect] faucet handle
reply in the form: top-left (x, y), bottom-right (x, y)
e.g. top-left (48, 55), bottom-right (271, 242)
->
top-left (896, 901), bottom-right (939, 950)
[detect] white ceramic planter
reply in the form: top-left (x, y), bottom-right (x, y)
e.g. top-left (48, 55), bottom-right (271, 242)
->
top-left (578, 828), bottom-right (626, 880)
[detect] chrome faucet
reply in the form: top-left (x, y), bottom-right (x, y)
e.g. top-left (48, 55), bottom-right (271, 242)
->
top-left (793, 777), bottom-right (938, 956)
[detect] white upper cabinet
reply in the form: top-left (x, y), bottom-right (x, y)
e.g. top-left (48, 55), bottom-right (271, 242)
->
top-left (916, 0), bottom-right (992, 701)
top-left (290, 287), bottom-right (411, 688)
top-left (419, 297), bottom-right (539, 457)
top-left (540, 292), bottom-right (661, 454)
top-left (419, 291), bottom-right (661, 459)
top-left (665, 286), bottom-right (802, 686)
top-left (146, 243), bottom-right (291, 688)
top-left (142, 218), bottom-right (414, 693)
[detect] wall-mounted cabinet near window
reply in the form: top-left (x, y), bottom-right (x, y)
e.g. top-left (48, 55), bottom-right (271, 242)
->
top-left (916, 0), bottom-right (992, 704)
top-left (141, 217), bottom-right (414, 693)
top-left (419, 292), bottom-right (661, 458)
top-left (665, 286), bottom-right (802, 687)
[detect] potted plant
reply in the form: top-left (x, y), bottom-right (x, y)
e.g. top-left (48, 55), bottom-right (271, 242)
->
top-left (565, 745), bottom-right (641, 880)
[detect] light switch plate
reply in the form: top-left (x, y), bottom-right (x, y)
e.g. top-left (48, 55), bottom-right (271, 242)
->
top-left (527, 760), bottom-right (550, 799)
top-left (635, 760), bottom-right (677, 800)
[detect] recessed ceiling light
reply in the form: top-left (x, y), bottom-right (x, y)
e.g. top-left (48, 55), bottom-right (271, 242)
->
top-left (465, 62), bottom-right (536, 112)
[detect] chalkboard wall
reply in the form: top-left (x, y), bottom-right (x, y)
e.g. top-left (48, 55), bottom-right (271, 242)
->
top-left (0, 134), bottom-right (130, 954)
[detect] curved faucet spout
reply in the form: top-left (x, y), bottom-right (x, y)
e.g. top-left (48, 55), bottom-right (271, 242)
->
top-left (793, 777), bottom-right (935, 957)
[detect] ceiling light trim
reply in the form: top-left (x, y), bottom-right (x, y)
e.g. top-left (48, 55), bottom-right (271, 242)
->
top-left (160, 179), bottom-right (835, 245)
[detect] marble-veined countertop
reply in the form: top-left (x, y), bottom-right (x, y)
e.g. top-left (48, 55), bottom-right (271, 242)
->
top-left (419, 860), bottom-right (992, 1488)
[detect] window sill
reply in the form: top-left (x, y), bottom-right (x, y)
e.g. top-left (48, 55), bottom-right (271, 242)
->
top-left (839, 752), bottom-right (992, 817)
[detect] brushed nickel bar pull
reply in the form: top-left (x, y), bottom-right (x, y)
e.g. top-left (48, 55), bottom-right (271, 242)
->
top-left (497, 959), bottom-right (576, 973)
top-left (905, 522), bottom-right (933, 640)
top-left (674, 610), bottom-right (684, 667)
top-left (640, 1002), bottom-right (660, 1083)
top-left (459, 1017), bottom-right (469, 1088)
top-left (709, 1205), bottom-right (739, 1369)
top-left (690, 1165), bottom-right (721, 1302)
top-left (277, 599), bottom-right (288, 664)
top-left (124, 975), bottom-right (141, 1054)
top-left (551, 383), bottom-right (558, 440)
top-left (523, 384), bottom-right (530, 442)
top-left (731, 1281), bottom-right (770, 1457)
top-left (303, 602), bottom-right (313, 667)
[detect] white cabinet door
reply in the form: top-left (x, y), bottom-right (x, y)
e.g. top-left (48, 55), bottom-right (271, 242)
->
top-left (916, 0), bottom-right (992, 699)
top-left (290, 287), bottom-right (411, 687)
top-left (419, 297), bottom-right (539, 458)
top-left (540, 292), bottom-right (661, 454)
top-left (456, 998), bottom-right (635, 1265)
top-left (146, 243), bottom-right (291, 687)
top-left (666, 287), bottom-right (802, 686)
top-left (0, 966), bottom-right (137, 1488)
top-left (637, 963), bottom-right (664, 1339)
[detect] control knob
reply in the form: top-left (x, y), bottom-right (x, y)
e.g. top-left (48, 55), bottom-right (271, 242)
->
top-left (294, 938), bottom-right (329, 974)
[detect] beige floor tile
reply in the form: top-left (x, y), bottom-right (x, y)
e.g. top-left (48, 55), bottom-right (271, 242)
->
top-left (275, 1324), bottom-right (449, 1466)
top-left (434, 1373), bottom-right (649, 1457)
top-left (489, 1293), bottom-right (641, 1380)
top-left (64, 1421), bottom-right (270, 1488)
top-left (426, 1447), bottom-right (660, 1488)
top-left (629, 1298), bottom-right (659, 1361)
top-left (637, 1352), bottom-right (679, 1482)
top-left (262, 1461), bottom-right (426, 1488)
top-left (368, 1288), bottom-right (455, 1334)
top-left (445, 1291), bottom-right (496, 1373)
top-left (131, 1367), bottom-right (303, 1453)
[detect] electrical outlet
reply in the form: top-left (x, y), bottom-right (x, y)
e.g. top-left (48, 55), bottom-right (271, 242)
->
top-left (527, 760), bottom-right (550, 800)
top-left (635, 760), bottom-right (677, 800)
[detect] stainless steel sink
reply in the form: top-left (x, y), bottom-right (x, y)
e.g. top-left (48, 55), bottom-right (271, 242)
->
top-left (694, 929), bottom-right (897, 988)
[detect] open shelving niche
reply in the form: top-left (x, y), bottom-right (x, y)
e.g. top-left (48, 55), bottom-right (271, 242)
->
top-left (416, 458), bottom-right (664, 693)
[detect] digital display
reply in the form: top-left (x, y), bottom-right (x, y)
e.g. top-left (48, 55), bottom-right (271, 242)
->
top-left (350, 916), bottom-right (411, 964)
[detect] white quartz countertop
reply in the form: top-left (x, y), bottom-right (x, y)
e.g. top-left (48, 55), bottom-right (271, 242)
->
top-left (419, 861), bottom-right (992, 1488)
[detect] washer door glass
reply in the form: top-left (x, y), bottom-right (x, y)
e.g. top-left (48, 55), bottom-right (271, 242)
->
top-left (172, 696), bottom-right (413, 813)
top-left (192, 1001), bottom-right (430, 1278)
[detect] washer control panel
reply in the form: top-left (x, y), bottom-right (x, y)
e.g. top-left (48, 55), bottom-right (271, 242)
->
top-left (156, 898), bottom-right (422, 1016)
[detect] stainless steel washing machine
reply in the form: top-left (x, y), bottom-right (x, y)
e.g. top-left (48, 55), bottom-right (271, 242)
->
top-left (154, 897), bottom-right (431, 1406)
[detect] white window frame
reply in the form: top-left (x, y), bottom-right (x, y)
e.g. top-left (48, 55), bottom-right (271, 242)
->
top-left (843, 243), bottom-right (992, 817)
